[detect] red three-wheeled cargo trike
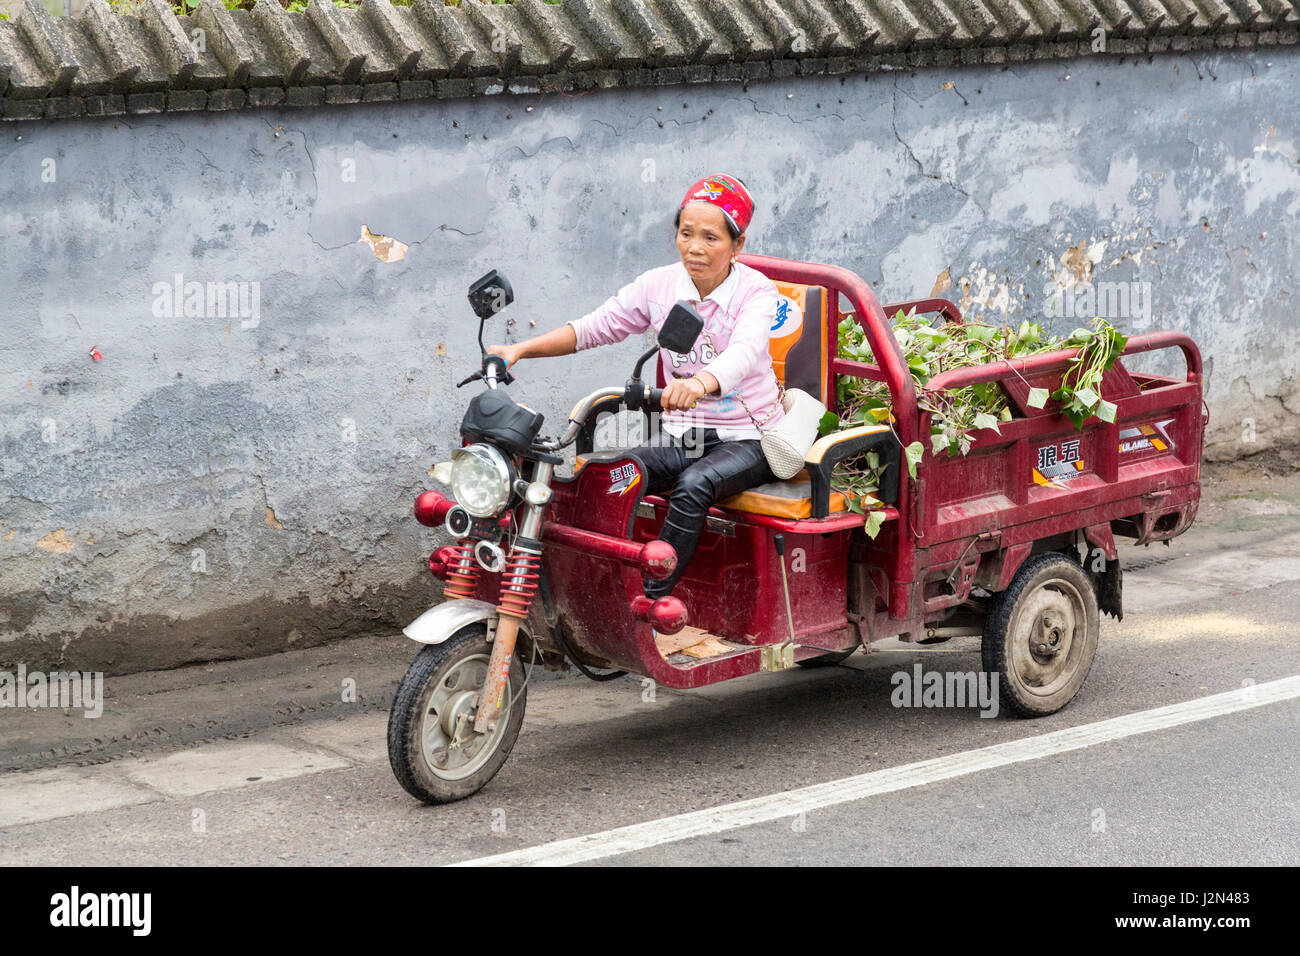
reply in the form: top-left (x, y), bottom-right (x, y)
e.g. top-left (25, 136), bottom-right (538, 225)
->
top-left (387, 253), bottom-right (1206, 803)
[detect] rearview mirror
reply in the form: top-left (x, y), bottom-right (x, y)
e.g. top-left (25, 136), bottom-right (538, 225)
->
top-left (659, 301), bottom-right (704, 353)
top-left (468, 270), bottom-right (514, 320)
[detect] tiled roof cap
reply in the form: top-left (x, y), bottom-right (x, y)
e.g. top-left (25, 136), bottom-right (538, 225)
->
top-left (1, 0), bottom-right (1296, 121)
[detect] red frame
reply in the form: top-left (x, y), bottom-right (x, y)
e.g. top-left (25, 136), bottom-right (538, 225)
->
top-left (445, 254), bottom-right (1205, 689)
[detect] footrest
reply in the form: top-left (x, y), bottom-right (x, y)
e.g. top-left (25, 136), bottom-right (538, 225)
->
top-left (654, 626), bottom-right (746, 663)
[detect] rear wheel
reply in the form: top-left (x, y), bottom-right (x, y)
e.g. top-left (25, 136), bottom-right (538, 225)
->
top-left (982, 552), bottom-right (1099, 717)
top-left (387, 624), bottom-right (526, 804)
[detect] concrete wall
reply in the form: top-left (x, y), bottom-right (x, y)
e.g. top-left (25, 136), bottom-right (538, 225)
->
top-left (3, 45), bottom-right (1298, 673)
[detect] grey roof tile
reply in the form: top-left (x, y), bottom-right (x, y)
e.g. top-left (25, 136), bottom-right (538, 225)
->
top-left (698, 0), bottom-right (773, 59)
top-left (193, 0), bottom-right (255, 87)
top-left (864, 0), bottom-right (924, 49)
top-left (411, 0), bottom-right (477, 74)
top-left (462, 0), bottom-right (528, 74)
top-left (80, 0), bottom-right (141, 90)
top-left (309, 0), bottom-right (372, 82)
top-left (650, 0), bottom-right (721, 64)
top-left (18, 1), bottom-right (79, 95)
top-left (982, 0), bottom-right (1034, 40)
top-left (949, 0), bottom-right (1001, 41)
top-left (514, 0), bottom-right (580, 68)
top-left (171, 16), bottom-right (230, 89)
top-left (249, 0), bottom-right (310, 85)
top-left (1225, 0), bottom-right (1267, 28)
top-left (746, 0), bottom-right (804, 57)
top-left (59, 15), bottom-right (113, 96)
top-left (138, 0), bottom-right (198, 86)
top-left (794, 0), bottom-right (857, 56)
top-left (825, 0), bottom-right (885, 53)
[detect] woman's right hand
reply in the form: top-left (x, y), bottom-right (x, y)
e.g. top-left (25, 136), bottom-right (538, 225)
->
top-left (486, 343), bottom-right (525, 368)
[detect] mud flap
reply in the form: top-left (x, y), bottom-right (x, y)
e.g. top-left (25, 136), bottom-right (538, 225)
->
top-left (1092, 558), bottom-right (1123, 622)
top-left (1079, 524), bottom-right (1122, 621)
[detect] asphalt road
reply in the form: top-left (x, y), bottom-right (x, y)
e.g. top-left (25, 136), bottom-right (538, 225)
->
top-left (2, 474), bottom-right (1299, 867)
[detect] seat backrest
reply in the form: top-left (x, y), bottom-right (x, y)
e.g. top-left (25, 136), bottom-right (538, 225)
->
top-left (769, 281), bottom-right (829, 407)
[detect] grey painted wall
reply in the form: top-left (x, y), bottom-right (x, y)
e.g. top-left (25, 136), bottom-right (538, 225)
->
top-left (3, 46), bottom-right (1298, 673)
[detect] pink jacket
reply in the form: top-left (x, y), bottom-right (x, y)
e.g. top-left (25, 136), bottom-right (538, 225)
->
top-left (567, 260), bottom-right (786, 437)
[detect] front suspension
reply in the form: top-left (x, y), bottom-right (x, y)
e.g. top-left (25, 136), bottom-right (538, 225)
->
top-left (473, 541), bottom-right (542, 733)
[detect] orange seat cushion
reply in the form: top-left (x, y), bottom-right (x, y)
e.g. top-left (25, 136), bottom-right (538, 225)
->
top-left (716, 469), bottom-right (848, 519)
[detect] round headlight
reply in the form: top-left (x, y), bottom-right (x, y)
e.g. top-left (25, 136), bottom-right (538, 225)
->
top-left (450, 444), bottom-right (513, 517)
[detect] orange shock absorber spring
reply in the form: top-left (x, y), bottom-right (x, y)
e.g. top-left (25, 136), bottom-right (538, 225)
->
top-left (497, 547), bottom-right (541, 619)
top-left (443, 541), bottom-right (480, 600)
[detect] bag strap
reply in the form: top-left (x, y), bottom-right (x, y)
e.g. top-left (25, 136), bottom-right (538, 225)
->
top-left (697, 325), bottom-right (784, 434)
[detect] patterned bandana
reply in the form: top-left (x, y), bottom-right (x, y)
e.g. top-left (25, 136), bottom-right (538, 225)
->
top-left (679, 174), bottom-right (754, 234)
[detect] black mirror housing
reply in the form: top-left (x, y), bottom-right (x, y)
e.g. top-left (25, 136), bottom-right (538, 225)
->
top-left (659, 300), bottom-right (705, 353)
top-left (468, 270), bottom-right (514, 320)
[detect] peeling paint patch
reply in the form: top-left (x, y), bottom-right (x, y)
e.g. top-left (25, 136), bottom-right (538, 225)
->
top-left (359, 225), bottom-right (408, 263)
top-left (34, 530), bottom-right (75, 554)
top-left (264, 508), bottom-right (284, 530)
top-left (957, 266), bottom-right (1017, 320)
top-left (929, 267), bottom-right (952, 297)
top-left (1062, 240), bottom-right (1092, 284)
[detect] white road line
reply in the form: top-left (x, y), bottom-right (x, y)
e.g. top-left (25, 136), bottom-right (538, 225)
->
top-left (450, 675), bottom-right (1300, 867)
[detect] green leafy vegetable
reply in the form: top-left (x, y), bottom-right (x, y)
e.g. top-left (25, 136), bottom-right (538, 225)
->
top-left (828, 312), bottom-right (1131, 529)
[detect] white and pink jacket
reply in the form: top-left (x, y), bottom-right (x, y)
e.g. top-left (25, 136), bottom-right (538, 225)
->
top-left (567, 260), bottom-right (786, 439)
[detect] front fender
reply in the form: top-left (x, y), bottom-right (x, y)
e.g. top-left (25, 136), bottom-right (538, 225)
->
top-left (404, 599), bottom-right (540, 648)
top-left (403, 599), bottom-right (500, 644)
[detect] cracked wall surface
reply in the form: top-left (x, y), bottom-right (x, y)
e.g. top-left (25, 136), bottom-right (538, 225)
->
top-left (2, 43), bottom-right (1298, 673)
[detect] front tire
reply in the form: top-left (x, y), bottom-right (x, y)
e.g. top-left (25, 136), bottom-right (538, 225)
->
top-left (387, 624), bottom-right (526, 804)
top-left (982, 552), bottom-right (1100, 717)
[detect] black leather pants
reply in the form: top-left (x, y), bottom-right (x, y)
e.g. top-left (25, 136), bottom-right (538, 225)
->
top-left (631, 428), bottom-right (776, 600)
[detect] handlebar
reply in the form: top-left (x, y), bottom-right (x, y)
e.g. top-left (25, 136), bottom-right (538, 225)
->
top-left (458, 353), bottom-right (516, 389)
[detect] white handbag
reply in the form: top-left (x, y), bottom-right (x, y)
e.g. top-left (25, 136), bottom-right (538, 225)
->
top-left (759, 387), bottom-right (827, 479)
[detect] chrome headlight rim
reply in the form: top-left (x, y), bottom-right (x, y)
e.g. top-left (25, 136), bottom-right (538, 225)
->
top-left (449, 444), bottom-right (514, 517)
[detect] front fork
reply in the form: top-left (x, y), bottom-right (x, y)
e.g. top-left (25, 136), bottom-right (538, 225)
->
top-left (472, 459), bottom-right (554, 733)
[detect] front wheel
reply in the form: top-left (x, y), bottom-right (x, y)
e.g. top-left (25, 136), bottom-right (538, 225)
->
top-left (982, 552), bottom-right (1100, 717)
top-left (387, 624), bottom-right (526, 804)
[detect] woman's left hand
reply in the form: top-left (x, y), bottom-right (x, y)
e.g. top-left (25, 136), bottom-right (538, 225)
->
top-left (661, 376), bottom-right (708, 411)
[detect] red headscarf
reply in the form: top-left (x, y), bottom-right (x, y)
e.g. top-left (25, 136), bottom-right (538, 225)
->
top-left (680, 174), bottom-right (754, 234)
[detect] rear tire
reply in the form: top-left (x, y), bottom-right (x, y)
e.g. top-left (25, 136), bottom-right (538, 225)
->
top-left (982, 552), bottom-right (1099, 717)
top-left (387, 624), bottom-right (526, 804)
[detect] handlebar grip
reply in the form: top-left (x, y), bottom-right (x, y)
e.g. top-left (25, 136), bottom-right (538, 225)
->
top-left (483, 353), bottom-right (515, 385)
top-left (646, 388), bottom-right (664, 408)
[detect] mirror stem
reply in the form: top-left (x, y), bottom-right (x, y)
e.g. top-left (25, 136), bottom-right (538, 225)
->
top-left (631, 343), bottom-right (658, 383)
